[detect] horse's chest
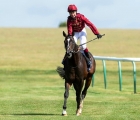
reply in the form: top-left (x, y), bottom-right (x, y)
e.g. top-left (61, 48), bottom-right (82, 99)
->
top-left (66, 70), bottom-right (75, 80)
top-left (66, 69), bottom-right (84, 81)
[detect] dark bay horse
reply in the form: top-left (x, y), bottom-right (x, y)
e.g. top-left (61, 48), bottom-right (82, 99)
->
top-left (57, 31), bottom-right (96, 116)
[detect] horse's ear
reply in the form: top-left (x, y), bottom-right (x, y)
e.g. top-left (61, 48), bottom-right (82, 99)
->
top-left (63, 31), bottom-right (67, 37)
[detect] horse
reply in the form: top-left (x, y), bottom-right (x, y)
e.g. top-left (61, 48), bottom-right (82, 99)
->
top-left (56, 31), bottom-right (96, 116)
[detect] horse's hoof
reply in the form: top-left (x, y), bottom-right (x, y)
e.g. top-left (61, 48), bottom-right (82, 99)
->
top-left (76, 113), bottom-right (80, 116)
top-left (76, 109), bottom-right (81, 116)
top-left (62, 113), bottom-right (67, 116)
top-left (62, 110), bottom-right (67, 116)
top-left (79, 109), bottom-right (82, 114)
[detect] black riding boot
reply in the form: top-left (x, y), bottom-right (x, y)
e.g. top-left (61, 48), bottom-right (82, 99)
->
top-left (84, 51), bottom-right (92, 71)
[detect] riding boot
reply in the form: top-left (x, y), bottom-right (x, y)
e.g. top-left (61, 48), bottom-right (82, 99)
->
top-left (84, 50), bottom-right (92, 71)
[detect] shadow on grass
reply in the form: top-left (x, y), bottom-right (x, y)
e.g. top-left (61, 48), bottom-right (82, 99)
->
top-left (0, 69), bottom-right (57, 75)
top-left (11, 113), bottom-right (61, 116)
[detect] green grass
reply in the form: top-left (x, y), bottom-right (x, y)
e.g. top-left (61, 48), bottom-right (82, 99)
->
top-left (0, 28), bottom-right (140, 120)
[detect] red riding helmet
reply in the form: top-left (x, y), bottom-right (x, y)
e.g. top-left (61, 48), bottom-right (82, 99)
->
top-left (67, 4), bottom-right (77, 12)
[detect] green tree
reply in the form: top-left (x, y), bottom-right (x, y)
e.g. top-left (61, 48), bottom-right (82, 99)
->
top-left (59, 21), bottom-right (67, 27)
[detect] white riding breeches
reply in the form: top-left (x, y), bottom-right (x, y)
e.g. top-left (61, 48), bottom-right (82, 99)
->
top-left (73, 28), bottom-right (87, 50)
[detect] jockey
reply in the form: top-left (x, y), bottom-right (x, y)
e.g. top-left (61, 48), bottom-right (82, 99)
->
top-left (63, 4), bottom-right (102, 70)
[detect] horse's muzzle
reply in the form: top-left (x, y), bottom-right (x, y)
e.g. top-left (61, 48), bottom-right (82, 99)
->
top-left (66, 47), bottom-right (73, 58)
top-left (67, 52), bottom-right (72, 58)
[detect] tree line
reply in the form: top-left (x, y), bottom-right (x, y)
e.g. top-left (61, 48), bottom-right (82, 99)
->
top-left (59, 21), bottom-right (67, 27)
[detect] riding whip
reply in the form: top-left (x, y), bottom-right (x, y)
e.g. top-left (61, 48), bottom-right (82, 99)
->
top-left (79, 34), bottom-right (105, 46)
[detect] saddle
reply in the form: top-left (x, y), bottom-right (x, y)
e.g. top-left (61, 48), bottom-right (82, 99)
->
top-left (62, 51), bottom-right (92, 72)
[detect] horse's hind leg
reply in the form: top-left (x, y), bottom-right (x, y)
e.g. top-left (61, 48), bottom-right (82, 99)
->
top-left (62, 82), bottom-right (71, 116)
top-left (83, 75), bottom-right (93, 97)
top-left (73, 80), bottom-right (84, 116)
top-left (80, 75), bottom-right (92, 113)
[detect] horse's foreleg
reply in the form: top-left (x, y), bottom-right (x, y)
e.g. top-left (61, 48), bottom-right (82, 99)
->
top-left (62, 82), bottom-right (71, 116)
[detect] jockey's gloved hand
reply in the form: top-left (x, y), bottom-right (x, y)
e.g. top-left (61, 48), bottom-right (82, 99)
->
top-left (97, 34), bottom-right (102, 39)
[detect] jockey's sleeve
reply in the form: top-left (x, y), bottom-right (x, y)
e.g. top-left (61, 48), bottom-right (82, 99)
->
top-left (82, 15), bottom-right (99, 35)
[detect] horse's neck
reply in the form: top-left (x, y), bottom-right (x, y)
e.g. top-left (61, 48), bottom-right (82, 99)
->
top-left (72, 52), bottom-right (81, 65)
top-left (71, 45), bottom-right (82, 65)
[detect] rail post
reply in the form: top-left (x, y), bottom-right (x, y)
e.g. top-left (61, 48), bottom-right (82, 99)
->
top-left (102, 60), bottom-right (107, 89)
top-left (92, 74), bottom-right (94, 87)
top-left (118, 61), bottom-right (122, 91)
top-left (132, 61), bottom-right (136, 93)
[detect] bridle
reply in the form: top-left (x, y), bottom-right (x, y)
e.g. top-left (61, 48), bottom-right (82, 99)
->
top-left (64, 36), bottom-right (82, 68)
top-left (65, 36), bottom-right (79, 56)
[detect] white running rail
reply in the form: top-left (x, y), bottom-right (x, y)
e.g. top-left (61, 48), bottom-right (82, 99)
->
top-left (92, 56), bottom-right (140, 93)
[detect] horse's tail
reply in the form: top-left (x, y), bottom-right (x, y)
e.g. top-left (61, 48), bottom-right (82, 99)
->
top-left (56, 66), bottom-right (65, 79)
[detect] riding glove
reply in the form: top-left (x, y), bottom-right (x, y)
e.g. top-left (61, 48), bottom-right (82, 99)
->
top-left (97, 34), bottom-right (102, 39)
